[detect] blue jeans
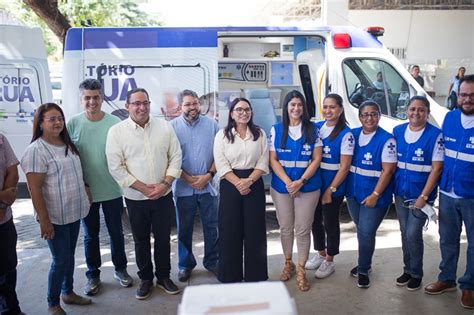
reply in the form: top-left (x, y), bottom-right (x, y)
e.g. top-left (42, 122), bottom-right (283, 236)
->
top-left (394, 196), bottom-right (427, 278)
top-left (47, 220), bottom-right (80, 308)
top-left (438, 193), bottom-right (474, 290)
top-left (82, 197), bottom-right (127, 279)
top-left (347, 197), bottom-right (389, 275)
top-left (176, 193), bottom-right (218, 271)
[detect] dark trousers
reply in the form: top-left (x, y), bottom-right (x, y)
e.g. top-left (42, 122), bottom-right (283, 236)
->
top-left (312, 195), bottom-right (344, 256)
top-left (218, 169), bottom-right (268, 283)
top-left (0, 219), bottom-right (21, 315)
top-left (82, 197), bottom-right (127, 279)
top-left (125, 194), bottom-right (174, 281)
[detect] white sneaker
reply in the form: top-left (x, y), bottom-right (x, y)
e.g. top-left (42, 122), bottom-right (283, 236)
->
top-left (315, 260), bottom-right (335, 279)
top-left (305, 253), bottom-right (325, 270)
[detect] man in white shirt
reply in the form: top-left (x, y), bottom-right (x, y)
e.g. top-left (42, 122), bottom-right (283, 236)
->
top-left (106, 88), bottom-right (182, 300)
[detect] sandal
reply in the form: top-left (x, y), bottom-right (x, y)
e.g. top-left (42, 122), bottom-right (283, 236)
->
top-left (296, 264), bottom-right (310, 291)
top-left (280, 259), bottom-right (295, 281)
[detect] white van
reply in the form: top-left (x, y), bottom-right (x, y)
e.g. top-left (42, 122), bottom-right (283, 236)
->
top-left (61, 25), bottom-right (447, 134)
top-left (0, 25), bottom-right (52, 192)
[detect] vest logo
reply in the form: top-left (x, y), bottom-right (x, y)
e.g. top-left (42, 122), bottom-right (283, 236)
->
top-left (301, 143), bottom-right (312, 156)
top-left (362, 152), bottom-right (373, 165)
top-left (444, 136), bottom-right (456, 143)
top-left (467, 136), bottom-right (474, 149)
top-left (323, 145), bottom-right (331, 158)
top-left (412, 148), bottom-right (425, 162)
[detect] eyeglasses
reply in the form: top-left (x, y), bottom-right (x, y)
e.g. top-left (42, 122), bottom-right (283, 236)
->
top-left (44, 116), bottom-right (65, 122)
top-left (129, 101), bottom-right (151, 107)
top-left (359, 112), bottom-right (379, 119)
top-left (459, 93), bottom-right (474, 98)
top-left (233, 107), bottom-right (252, 114)
top-left (182, 101), bottom-right (199, 107)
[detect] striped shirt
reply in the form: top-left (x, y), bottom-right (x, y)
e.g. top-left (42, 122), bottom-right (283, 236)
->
top-left (20, 138), bottom-right (90, 225)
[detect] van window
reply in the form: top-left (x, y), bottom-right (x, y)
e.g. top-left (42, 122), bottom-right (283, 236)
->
top-left (343, 59), bottom-right (410, 120)
top-left (0, 65), bottom-right (41, 117)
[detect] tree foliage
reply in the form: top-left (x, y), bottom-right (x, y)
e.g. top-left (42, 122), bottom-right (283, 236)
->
top-left (3, 0), bottom-right (158, 60)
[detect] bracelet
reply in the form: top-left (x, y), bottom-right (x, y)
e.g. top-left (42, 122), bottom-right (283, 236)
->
top-left (161, 180), bottom-right (172, 187)
top-left (248, 177), bottom-right (254, 183)
top-left (372, 191), bottom-right (380, 197)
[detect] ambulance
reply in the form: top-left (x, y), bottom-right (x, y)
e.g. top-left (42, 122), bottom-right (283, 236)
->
top-left (0, 24), bottom-right (52, 190)
top-left (61, 25), bottom-right (448, 135)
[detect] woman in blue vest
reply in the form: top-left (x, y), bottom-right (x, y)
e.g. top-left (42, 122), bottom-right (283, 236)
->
top-left (346, 101), bottom-right (397, 288)
top-left (306, 94), bottom-right (354, 278)
top-left (269, 90), bottom-right (322, 291)
top-left (393, 96), bottom-right (444, 291)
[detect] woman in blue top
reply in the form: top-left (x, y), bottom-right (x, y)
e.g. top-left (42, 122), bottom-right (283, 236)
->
top-left (346, 101), bottom-right (397, 288)
top-left (393, 96), bottom-right (443, 291)
top-left (269, 90), bottom-right (322, 291)
top-left (306, 94), bottom-right (354, 279)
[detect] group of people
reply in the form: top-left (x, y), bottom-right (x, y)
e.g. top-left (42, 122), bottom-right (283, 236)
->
top-left (0, 74), bottom-right (473, 314)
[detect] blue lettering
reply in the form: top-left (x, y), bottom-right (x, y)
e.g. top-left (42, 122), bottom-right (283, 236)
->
top-left (19, 87), bottom-right (34, 102)
top-left (104, 78), bottom-right (119, 100)
top-left (120, 78), bottom-right (137, 101)
top-left (4, 86), bottom-right (18, 102)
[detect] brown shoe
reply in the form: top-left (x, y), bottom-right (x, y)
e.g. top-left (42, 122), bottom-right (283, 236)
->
top-left (424, 281), bottom-right (457, 295)
top-left (61, 292), bottom-right (92, 305)
top-left (461, 289), bottom-right (474, 309)
top-left (280, 259), bottom-right (295, 281)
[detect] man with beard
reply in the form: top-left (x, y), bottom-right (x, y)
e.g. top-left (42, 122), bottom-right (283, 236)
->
top-left (171, 89), bottom-right (219, 282)
top-left (425, 74), bottom-right (474, 309)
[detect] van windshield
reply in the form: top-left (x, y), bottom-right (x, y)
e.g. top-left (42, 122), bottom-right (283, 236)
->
top-left (343, 58), bottom-right (411, 120)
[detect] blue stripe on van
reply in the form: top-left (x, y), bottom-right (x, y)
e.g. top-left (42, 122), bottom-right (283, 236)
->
top-left (65, 28), bottom-right (218, 50)
top-left (64, 26), bottom-right (382, 51)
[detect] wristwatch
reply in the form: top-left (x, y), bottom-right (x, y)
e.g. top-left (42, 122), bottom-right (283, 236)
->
top-left (207, 170), bottom-right (216, 177)
top-left (301, 177), bottom-right (308, 184)
top-left (330, 186), bottom-right (337, 193)
top-left (420, 194), bottom-right (429, 201)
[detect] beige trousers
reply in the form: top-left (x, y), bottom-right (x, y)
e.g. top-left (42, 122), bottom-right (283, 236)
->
top-left (270, 188), bottom-right (321, 265)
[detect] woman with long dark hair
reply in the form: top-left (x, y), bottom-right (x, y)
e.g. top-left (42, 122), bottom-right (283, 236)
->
top-left (306, 94), bottom-right (354, 279)
top-left (393, 96), bottom-right (443, 291)
top-left (213, 98), bottom-right (269, 283)
top-left (269, 90), bottom-right (322, 291)
top-left (346, 101), bottom-right (397, 288)
top-left (21, 103), bottom-right (91, 314)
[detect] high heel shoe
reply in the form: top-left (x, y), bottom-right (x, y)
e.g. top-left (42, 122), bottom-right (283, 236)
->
top-left (296, 264), bottom-right (310, 291)
top-left (280, 259), bottom-right (295, 281)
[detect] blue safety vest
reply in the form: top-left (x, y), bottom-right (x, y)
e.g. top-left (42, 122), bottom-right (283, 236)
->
top-left (393, 122), bottom-right (441, 201)
top-left (316, 121), bottom-right (352, 197)
top-left (440, 109), bottom-right (474, 198)
top-left (347, 126), bottom-right (395, 208)
top-left (271, 123), bottom-right (321, 193)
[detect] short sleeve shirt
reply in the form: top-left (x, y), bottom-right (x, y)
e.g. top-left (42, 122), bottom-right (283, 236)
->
top-left (0, 134), bottom-right (19, 225)
top-left (21, 139), bottom-right (90, 225)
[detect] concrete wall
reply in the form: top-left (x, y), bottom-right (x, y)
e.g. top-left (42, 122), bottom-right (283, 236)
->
top-left (347, 10), bottom-right (473, 96)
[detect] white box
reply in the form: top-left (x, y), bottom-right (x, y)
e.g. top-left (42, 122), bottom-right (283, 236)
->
top-left (178, 281), bottom-right (297, 315)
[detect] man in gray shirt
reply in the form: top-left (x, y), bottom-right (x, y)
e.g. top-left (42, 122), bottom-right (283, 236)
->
top-left (171, 90), bottom-right (219, 282)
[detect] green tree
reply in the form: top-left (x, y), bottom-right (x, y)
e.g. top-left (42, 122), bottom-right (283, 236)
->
top-left (3, 0), bottom-right (158, 59)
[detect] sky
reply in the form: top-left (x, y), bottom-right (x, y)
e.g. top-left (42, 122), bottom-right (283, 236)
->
top-left (141, 0), bottom-right (275, 26)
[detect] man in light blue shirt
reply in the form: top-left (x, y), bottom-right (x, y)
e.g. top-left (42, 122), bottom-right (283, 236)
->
top-left (171, 89), bottom-right (219, 282)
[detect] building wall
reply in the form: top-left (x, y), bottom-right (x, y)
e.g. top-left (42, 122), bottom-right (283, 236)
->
top-left (348, 10), bottom-right (473, 96)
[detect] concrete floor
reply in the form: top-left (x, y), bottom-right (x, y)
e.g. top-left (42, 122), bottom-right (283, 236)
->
top-left (11, 198), bottom-right (470, 315)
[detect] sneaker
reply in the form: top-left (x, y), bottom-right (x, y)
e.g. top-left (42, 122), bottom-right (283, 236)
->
top-left (305, 253), bottom-right (325, 270)
top-left (350, 266), bottom-right (372, 278)
top-left (357, 274), bottom-right (370, 288)
top-left (178, 269), bottom-right (192, 282)
top-left (315, 260), bottom-right (335, 279)
top-left (156, 278), bottom-right (180, 295)
top-left (114, 269), bottom-right (134, 287)
top-left (84, 277), bottom-right (101, 296)
top-left (407, 278), bottom-right (422, 291)
top-left (396, 272), bottom-right (412, 286)
top-left (135, 279), bottom-right (153, 300)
